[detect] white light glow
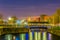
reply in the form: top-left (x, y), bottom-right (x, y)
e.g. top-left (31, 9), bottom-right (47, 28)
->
top-left (16, 20), bottom-right (21, 24)
top-left (8, 17), bottom-right (12, 20)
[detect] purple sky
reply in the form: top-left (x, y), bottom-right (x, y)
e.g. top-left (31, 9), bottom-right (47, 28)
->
top-left (0, 0), bottom-right (60, 19)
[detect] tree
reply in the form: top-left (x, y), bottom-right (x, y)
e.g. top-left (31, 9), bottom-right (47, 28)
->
top-left (0, 14), bottom-right (4, 24)
top-left (56, 8), bottom-right (60, 15)
top-left (52, 8), bottom-right (60, 24)
top-left (56, 8), bottom-right (60, 23)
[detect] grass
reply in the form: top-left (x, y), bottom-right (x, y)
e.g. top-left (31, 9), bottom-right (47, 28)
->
top-left (51, 26), bottom-right (60, 30)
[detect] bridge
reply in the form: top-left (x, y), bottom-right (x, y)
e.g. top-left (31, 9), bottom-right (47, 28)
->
top-left (0, 23), bottom-right (60, 40)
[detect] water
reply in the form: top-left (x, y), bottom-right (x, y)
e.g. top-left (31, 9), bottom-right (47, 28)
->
top-left (26, 32), bottom-right (29, 40)
top-left (48, 33), bottom-right (52, 40)
top-left (1, 32), bottom-right (52, 40)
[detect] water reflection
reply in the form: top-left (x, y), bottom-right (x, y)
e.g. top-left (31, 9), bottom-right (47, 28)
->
top-left (16, 35), bottom-right (20, 40)
top-left (1, 32), bottom-right (52, 40)
top-left (48, 33), bottom-right (52, 40)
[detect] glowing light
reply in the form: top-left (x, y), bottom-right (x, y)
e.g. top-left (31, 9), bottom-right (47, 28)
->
top-left (16, 20), bottom-right (21, 24)
top-left (19, 34), bottom-right (25, 40)
top-left (8, 17), bottom-right (12, 20)
top-left (13, 36), bottom-right (16, 40)
top-left (29, 32), bottom-right (33, 40)
top-left (28, 17), bottom-right (31, 21)
top-left (42, 32), bottom-right (47, 40)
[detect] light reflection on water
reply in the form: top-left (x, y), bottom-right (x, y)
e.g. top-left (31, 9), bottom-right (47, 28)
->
top-left (48, 33), bottom-right (52, 40)
top-left (42, 32), bottom-right (52, 40)
top-left (2, 32), bottom-right (52, 40)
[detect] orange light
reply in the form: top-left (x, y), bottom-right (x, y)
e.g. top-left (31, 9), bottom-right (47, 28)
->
top-left (27, 17), bottom-right (31, 21)
top-left (44, 16), bottom-right (49, 20)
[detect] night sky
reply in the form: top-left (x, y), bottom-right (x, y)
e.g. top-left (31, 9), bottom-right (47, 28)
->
top-left (0, 0), bottom-right (60, 19)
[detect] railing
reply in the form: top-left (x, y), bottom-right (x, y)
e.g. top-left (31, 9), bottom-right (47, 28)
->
top-left (0, 23), bottom-right (60, 29)
top-left (0, 24), bottom-right (26, 28)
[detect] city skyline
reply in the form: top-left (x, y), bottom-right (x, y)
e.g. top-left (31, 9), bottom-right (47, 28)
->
top-left (0, 0), bottom-right (60, 19)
